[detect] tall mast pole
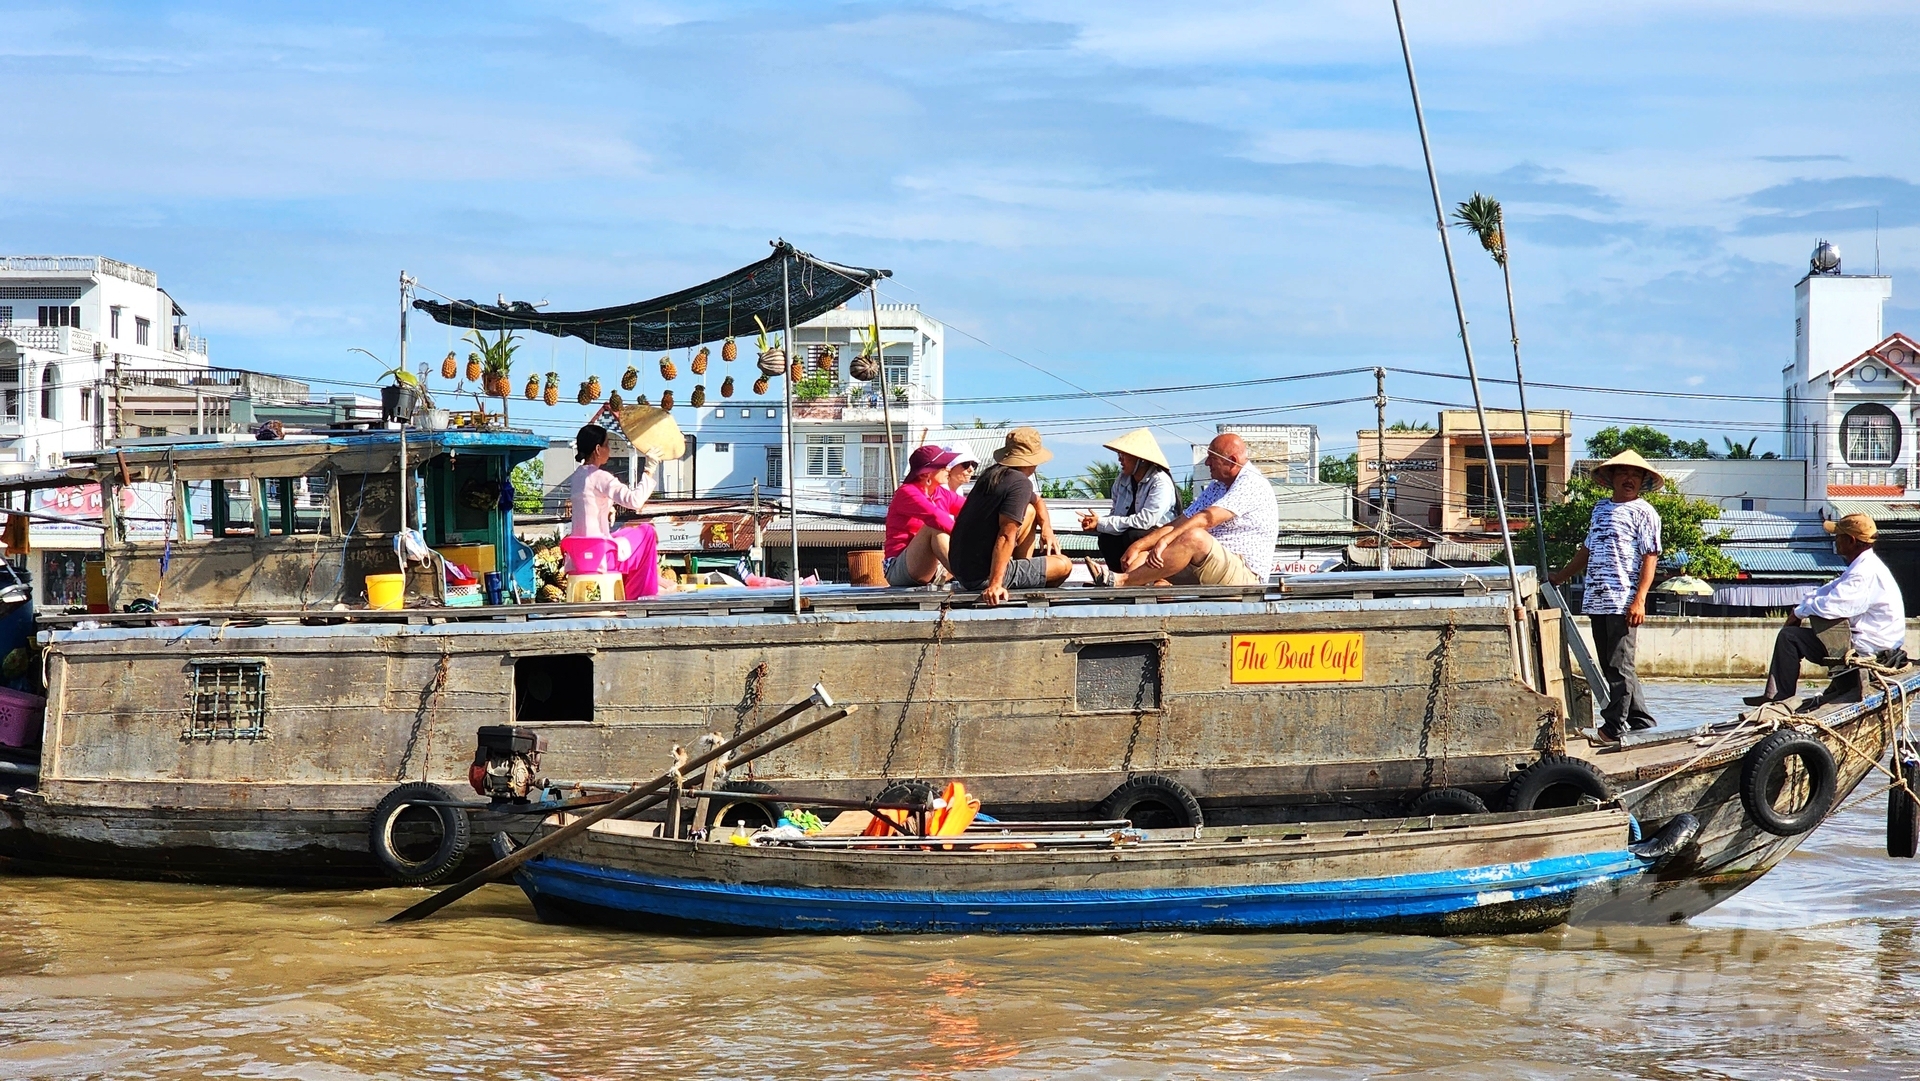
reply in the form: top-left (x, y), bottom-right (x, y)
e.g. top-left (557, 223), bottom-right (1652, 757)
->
top-left (1374, 367), bottom-right (1390, 570)
top-left (870, 284), bottom-right (897, 487)
top-left (1500, 251), bottom-right (1550, 575)
top-left (1391, 0), bottom-right (1530, 679)
top-left (782, 252), bottom-right (801, 616)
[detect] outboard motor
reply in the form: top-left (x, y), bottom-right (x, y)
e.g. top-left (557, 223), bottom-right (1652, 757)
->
top-left (468, 725), bottom-right (547, 803)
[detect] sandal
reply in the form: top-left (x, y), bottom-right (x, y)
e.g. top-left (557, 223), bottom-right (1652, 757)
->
top-left (1082, 557), bottom-right (1114, 587)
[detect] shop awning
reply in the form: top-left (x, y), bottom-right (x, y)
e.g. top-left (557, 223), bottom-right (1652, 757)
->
top-left (412, 241), bottom-right (890, 352)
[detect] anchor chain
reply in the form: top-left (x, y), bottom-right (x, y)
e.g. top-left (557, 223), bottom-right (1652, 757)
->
top-left (732, 662), bottom-right (768, 780)
top-left (397, 650), bottom-right (452, 783)
top-left (880, 602), bottom-right (951, 783)
top-left (1120, 636), bottom-right (1171, 775)
top-left (1418, 620), bottom-right (1456, 791)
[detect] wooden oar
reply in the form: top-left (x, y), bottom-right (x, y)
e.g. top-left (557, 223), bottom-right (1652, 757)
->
top-left (600, 706), bottom-right (859, 824)
top-left (386, 685), bottom-right (840, 924)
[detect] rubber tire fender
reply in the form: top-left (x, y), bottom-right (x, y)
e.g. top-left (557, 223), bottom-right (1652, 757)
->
top-left (1505, 753), bottom-right (1614, 812)
top-left (368, 781), bottom-right (472, 886)
top-left (1096, 773), bottom-right (1205, 830)
top-left (1888, 760), bottom-right (1918, 858)
top-left (709, 779), bottom-right (785, 831)
top-left (1408, 787), bottom-right (1490, 817)
top-left (1739, 729), bottom-right (1838, 837)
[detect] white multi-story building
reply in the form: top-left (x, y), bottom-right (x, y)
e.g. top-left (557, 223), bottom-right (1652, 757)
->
top-left (0, 255), bottom-right (210, 467)
top-left (1779, 240), bottom-right (1912, 505)
top-left (662, 302), bottom-right (945, 513)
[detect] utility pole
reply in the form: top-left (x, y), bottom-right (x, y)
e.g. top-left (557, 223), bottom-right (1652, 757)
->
top-left (1374, 366), bottom-right (1391, 570)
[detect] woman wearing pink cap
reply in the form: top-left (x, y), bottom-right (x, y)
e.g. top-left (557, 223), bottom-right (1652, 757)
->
top-left (881, 445), bottom-right (961, 587)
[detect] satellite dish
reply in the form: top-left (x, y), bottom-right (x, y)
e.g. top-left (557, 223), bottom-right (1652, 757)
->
top-left (1811, 240), bottom-right (1841, 275)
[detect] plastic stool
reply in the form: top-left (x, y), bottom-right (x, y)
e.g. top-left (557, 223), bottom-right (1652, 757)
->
top-left (560, 535), bottom-right (619, 574)
top-left (564, 572), bottom-right (625, 604)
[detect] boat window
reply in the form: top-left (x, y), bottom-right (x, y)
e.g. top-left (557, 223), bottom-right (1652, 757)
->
top-left (184, 659), bottom-right (269, 741)
top-left (1074, 641), bottom-right (1162, 712)
top-left (515, 654), bottom-right (593, 723)
top-left (336, 473), bottom-right (403, 534)
top-left (209, 479), bottom-right (256, 537)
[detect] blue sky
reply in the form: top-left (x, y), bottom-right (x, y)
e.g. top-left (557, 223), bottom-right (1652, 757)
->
top-left (4, 1), bottom-right (1916, 478)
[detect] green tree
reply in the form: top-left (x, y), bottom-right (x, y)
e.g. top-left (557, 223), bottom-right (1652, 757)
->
top-left (1038, 475), bottom-right (1080, 499)
top-left (1720, 437), bottom-right (1778, 460)
top-left (509, 458), bottom-right (545, 515)
top-left (1585, 425), bottom-right (1716, 460)
top-left (1517, 475), bottom-right (1737, 580)
top-left (1082, 461), bottom-right (1121, 499)
top-left (1319, 452), bottom-right (1359, 486)
top-left (1387, 420), bottom-right (1435, 432)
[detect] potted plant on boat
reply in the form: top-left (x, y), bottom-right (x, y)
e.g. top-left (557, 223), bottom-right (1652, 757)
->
top-left (464, 329), bottom-right (520, 423)
top-left (354, 349), bottom-right (420, 422)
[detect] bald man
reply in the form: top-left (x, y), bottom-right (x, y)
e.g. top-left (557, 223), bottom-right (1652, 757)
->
top-left (1092, 433), bottom-right (1279, 588)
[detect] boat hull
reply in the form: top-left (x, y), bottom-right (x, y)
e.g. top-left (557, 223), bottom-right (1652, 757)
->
top-left (509, 808), bottom-right (1647, 935)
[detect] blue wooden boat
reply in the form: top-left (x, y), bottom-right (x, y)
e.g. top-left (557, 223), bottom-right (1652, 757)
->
top-left (505, 804), bottom-right (1692, 935)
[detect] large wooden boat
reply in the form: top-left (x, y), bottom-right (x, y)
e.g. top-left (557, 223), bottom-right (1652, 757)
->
top-left (0, 429), bottom-right (1907, 928)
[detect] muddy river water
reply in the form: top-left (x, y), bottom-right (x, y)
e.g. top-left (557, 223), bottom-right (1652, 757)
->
top-left (4, 681), bottom-right (1919, 1080)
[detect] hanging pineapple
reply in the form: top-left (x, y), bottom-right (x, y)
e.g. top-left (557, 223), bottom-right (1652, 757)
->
top-left (692, 346), bottom-right (710, 376)
top-left (524, 374), bottom-right (540, 400)
top-left (659, 355), bottom-right (677, 381)
top-left (543, 372), bottom-right (560, 407)
top-left (635, 393), bottom-right (649, 407)
top-left (585, 374), bottom-right (602, 401)
top-left (722, 337), bottom-right (738, 362)
top-left (576, 381), bottom-right (592, 405)
top-left (621, 365), bottom-right (638, 391)
top-left (817, 344), bottom-right (839, 377)
top-left (789, 359), bottom-right (803, 379)
top-left (721, 376), bottom-right (735, 398)
top-left (660, 389), bottom-right (675, 411)
top-left (441, 351), bottom-right (458, 380)
top-left (465, 352), bottom-right (483, 383)
top-left (608, 390), bottom-right (623, 411)
top-left (691, 384), bottom-right (707, 408)
top-left (753, 375), bottom-right (770, 395)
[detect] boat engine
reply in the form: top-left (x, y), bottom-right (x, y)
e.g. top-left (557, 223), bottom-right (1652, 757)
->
top-left (469, 725), bottom-right (548, 803)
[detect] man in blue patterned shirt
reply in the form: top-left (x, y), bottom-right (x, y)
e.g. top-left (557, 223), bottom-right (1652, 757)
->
top-left (1549, 450), bottom-right (1664, 743)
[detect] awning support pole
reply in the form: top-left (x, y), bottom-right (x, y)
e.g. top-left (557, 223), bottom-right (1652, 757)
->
top-left (783, 254), bottom-right (801, 616)
top-left (871, 284), bottom-right (897, 488)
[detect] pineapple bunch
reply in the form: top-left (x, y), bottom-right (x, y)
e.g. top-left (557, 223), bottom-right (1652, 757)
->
top-left (586, 374), bottom-right (602, 400)
top-left (533, 545), bottom-right (567, 603)
top-left (691, 385), bottom-right (707, 408)
top-left (441, 351), bottom-right (458, 380)
top-left (721, 376), bottom-right (735, 398)
top-left (524, 375), bottom-right (539, 400)
top-left (635, 393), bottom-right (650, 407)
top-left (817, 345), bottom-right (839, 377)
top-left (608, 390), bottom-right (624, 411)
top-left (753, 375), bottom-right (770, 395)
top-left (659, 355), bottom-right (677, 381)
top-left (621, 365), bottom-right (638, 391)
top-left (465, 353), bottom-right (483, 383)
top-left (692, 346), bottom-right (710, 376)
top-left (576, 382), bottom-right (592, 405)
top-left (543, 373), bottom-right (560, 406)
top-left (722, 338), bottom-right (738, 362)
top-left (660, 389), bottom-right (675, 410)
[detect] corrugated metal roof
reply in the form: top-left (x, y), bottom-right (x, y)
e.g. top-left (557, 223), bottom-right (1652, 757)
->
top-left (1700, 511), bottom-right (1830, 543)
top-left (1829, 499), bottom-right (1920, 522)
top-left (1718, 546), bottom-right (1848, 574)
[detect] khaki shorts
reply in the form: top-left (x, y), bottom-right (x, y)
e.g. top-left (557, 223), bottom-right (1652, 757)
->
top-left (1169, 536), bottom-right (1260, 587)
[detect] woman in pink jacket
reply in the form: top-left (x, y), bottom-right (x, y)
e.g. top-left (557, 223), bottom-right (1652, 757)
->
top-left (882, 446), bottom-right (961, 587)
top-left (567, 424), bottom-right (661, 598)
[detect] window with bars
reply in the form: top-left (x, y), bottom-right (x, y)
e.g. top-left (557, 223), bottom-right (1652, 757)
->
top-left (1841, 403), bottom-right (1899, 466)
top-left (185, 659), bottom-right (269, 741)
top-left (805, 435), bottom-right (846, 477)
top-left (765, 445), bottom-right (784, 487)
top-left (38, 306), bottom-right (80, 328)
top-left (135, 316), bottom-right (151, 346)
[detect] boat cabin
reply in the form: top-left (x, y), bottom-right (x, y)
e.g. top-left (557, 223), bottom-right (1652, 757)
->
top-left (24, 429), bottom-right (548, 611)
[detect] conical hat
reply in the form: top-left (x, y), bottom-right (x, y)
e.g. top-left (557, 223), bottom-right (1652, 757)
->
top-left (615, 405), bottom-right (685, 461)
top-left (1101, 428), bottom-right (1169, 471)
top-left (1591, 448), bottom-right (1664, 490)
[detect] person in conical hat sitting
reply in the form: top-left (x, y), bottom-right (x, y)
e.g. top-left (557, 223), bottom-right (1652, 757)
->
top-left (1743, 513), bottom-right (1907, 709)
top-left (1079, 428), bottom-right (1181, 573)
top-left (1548, 449), bottom-right (1664, 744)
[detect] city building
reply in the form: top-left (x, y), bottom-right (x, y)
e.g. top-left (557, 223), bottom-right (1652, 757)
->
top-left (1354, 409), bottom-right (1572, 536)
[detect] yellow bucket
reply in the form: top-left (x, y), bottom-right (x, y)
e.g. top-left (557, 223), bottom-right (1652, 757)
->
top-left (365, 573), bottom-right (406, 610)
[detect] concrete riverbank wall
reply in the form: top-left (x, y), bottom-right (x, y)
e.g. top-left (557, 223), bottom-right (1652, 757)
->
top-left (1570, 616), bottom-right (1920, 679)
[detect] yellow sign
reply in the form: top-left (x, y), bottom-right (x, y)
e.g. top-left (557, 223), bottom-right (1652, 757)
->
top-left (1230, 633), bottom-right (1364, 684)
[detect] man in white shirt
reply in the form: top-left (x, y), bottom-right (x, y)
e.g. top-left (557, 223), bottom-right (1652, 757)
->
top-left (1089, 433), bottom-right (1278, 588)
top-left (1745, 513), bottom-right (1908, 707)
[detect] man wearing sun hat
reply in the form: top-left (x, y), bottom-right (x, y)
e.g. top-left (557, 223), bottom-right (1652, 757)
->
top-left (948, 427), bottom-right (1074, 605)
top-left (1744, 512), bottom-right (1908, 708)
top-left (1549, 449), bottom-right (1665, 742)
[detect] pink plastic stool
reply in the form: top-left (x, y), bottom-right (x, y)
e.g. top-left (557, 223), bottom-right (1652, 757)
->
top-left (560, 535), bottom-right (619, 574)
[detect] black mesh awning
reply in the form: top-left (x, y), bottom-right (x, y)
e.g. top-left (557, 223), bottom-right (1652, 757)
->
top-left (412, 240), bottom-right (889, 351)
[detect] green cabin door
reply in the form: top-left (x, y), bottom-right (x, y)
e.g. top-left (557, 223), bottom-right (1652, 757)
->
top-left (427, 453), bottom-right (507, 576)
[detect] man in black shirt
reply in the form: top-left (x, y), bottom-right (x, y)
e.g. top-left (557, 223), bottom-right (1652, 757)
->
top-left (949, 427), bottom-right (1074, 605)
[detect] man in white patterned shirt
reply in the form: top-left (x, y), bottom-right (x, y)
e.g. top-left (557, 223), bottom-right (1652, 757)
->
top-left (1550, 450), bottom-right (1664, 743)
top-left (1745, 513), bottom-right (1907, 708)
top-left (1090, 433), bottom-right (1277, 588)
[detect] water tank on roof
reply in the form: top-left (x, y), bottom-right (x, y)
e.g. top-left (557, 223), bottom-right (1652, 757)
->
top-left (1811, 240), bottom-right (1841, 275)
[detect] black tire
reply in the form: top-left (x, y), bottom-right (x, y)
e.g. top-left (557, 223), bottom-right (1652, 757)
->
top-left (1096, 774), bottom-right (1204, 830)
top-left (1740, 729), bottom-right (1838, 837)
top-left (368, 781), bottom-right (472, 886)
top-left (709, 779), bottom-right (784, 831)
top-left (1505, 753), bottom-right (1614, 812)
top-left (1408, 787), bottom-right (1489, 817)
top-left (1887, 760), bottom-right (1918, 858)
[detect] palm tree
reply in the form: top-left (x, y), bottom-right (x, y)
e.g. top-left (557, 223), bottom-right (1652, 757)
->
top-left (1452, 192), bottom-right (1548, 574)
top-left (1082, 461), bottom-right (1121, 499)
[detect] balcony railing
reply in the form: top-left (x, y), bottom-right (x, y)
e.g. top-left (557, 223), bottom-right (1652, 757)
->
top-left (0, 255), bottom-right (155, 287)
top-left (0, 324), bottom-right (93, 354)
top-left (1828, 467), bottom-right (1907, 491)
top-left (792, 386), bottom-right (925, 421)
